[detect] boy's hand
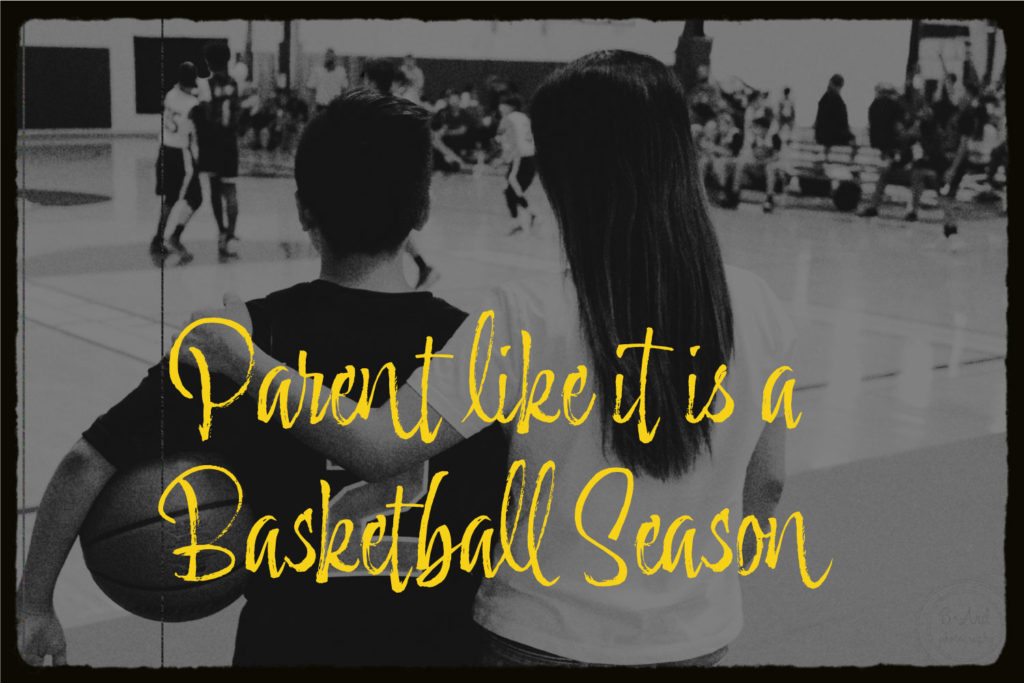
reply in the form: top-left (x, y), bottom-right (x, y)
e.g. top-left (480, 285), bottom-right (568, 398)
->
top-left (17, 602), bottom-right (67, 666)
top-left (174, 292), bottom-right (254, 382)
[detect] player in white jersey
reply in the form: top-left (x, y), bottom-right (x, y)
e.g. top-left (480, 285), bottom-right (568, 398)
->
top-left (151, 62), bottom-right (202, 265)
top-left (496, 93), bottom-right (537, 234)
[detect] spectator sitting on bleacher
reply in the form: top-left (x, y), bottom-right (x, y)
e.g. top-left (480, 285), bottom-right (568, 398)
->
top-left (247, 88), bottom-right (308, 154)
top-left (867, 83), bottom-right (905, 160)
top-left (858, 96), bottom-right (960, 238)
top-left (726, 107), bottom-right (784, 213)
top-left (984, 92), bottom-right (1007, 193)
top-left (857, 83), bottom-right (907, 218)
top-left (943, 86), bottom-right (998, 200)
top-left (433, 90), bottom-right (477, 161)
top-left (686, 64), bottom-right (729, 127)
top-left (696, 111), bottom-right (743, 206)
top-left (777, 86), bottom-right (796, 146)
top-left (458, 86), bottom-right (491, 167)
top-left (814, 74), bottom-right (855, 150)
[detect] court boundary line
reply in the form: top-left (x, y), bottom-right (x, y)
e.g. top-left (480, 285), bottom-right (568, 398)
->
top-left (28, 278), bottom-right (164, 326)
top-left (25, 317), bottom-right (154, 367)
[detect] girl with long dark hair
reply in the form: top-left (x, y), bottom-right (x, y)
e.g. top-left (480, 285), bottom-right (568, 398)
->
top-left (187, 50), bottom-right (794, 666)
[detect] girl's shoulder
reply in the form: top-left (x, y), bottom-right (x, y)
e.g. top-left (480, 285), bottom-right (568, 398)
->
top-left (724, 265), bottom-right (796, 367)
top-left (489, 271), bottom-right (575, 338)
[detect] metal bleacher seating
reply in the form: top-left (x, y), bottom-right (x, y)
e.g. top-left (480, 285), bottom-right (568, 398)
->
top-left (777, 127), bottom-right (888, 212)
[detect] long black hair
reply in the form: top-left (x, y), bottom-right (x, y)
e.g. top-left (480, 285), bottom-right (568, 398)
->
top-left (530, 50), bottom-right (734, 480)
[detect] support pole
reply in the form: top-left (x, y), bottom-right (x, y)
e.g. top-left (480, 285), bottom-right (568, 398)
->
top-left (675, 20), bottom-right (712, 91)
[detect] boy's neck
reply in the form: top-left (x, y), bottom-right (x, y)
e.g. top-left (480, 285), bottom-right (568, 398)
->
top-left (318, 250), bottom-right (413, 294)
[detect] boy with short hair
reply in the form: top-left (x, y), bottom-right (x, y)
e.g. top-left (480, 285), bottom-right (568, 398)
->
top-left (17, 89), bottom-right (507, 667)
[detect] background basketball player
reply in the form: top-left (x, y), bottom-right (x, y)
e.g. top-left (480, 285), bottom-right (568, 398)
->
top-left (150, 62), bottom-right (202, 265)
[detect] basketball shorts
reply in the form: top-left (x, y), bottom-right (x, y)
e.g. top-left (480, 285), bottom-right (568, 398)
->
top-left (155, 146), bottom-right (202, 210)
top-left (198, 133), bottom-right (240, 179)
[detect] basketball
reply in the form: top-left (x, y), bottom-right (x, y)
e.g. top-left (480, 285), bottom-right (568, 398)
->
top-left (832, 180), bottom-right (862, 212)
top-left (79, 452), bottom-right (255, 622)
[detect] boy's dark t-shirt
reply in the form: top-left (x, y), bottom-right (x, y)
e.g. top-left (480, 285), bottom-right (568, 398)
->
top-left (82, 281), bottom-right (509, 666)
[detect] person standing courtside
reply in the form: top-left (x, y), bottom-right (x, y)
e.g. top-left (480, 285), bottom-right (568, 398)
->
top-left (197, 42), bottom-right (243, 262)
top-left (307, 49), bottom-right (348, 115)
top-left (814, 74), bottom-right (855, 150)
top-left (150, 62), bottom-right (203, 266)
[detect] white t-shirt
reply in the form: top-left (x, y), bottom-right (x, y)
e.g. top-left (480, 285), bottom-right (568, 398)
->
top-left (408, 265), bottom-right (795, 664)
top-left (498, 110), bottom-right (535, 158)
top-left (307, 65), bottom-right (349, 106)
top-left (162, 86), bottom-right (199, 150)
top-left (400, 64), bottom-right (425, 97)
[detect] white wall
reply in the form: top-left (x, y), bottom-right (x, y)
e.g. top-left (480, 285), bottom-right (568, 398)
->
top-left (296, 19), bottom-right (687, 65)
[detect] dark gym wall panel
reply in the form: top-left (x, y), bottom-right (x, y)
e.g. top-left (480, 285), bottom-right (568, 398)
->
top-left (134, 37), bottom-right (229, 114)
top-left (16, 47), bottom-right (112, 129)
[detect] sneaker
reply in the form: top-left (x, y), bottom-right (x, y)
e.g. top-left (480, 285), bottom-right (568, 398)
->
top-left (903, 211), bottom-right (918, 222)
top-left (857, 206), bottom-right (879, 218)
top-left (149, 236), bottom-right (169, 254)
top-left (762, 197), bottom-right (775, 214)
top-left (943, 223), bottom-right (958, 239)
top-left (168, 236), bottom-right (194, 265)
top-left (167, 236), bottom-right (190, 256)
top-left (217, 234), bottom-right (239, 261)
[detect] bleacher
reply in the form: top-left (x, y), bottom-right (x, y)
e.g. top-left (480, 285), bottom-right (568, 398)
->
top-left (777, 127), bottom-right (888, 211)
top-left (777, 126), bottom-right (1006, 213)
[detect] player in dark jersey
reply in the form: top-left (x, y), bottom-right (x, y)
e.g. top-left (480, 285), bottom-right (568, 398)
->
top-left (16, 90), bottom-right (508, 667)
top-left (197, 42), bottom-right (243, 262)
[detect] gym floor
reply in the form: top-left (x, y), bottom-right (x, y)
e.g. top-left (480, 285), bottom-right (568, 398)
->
top-left (15, 136), bottom-right (1007, 666)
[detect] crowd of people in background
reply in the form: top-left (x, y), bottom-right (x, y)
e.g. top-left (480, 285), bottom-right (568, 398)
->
top-left (688, 66), bottom-right (788, 213)
top-left (858, 65), bottom-right (1007, 239)
top-left (685, 43), bottom-right (1007, 241)
top-left (162, 48), bottom-right (542, 282)
top-left (230, 49), bottom-right (530, 176)
top-left (167, 45), bottom-right (1006, 263)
